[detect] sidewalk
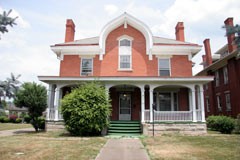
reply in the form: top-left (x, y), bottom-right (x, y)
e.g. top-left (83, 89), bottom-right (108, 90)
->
top-left (0, 128), bottom-right (35, 137)
top-left (95, 138), bottom-right (150, 160)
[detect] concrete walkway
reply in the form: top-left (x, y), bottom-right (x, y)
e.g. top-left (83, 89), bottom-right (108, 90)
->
top-left (95, 138), bottom-right (150, 160)
top-left (0, 128), bottom-right (35, 137)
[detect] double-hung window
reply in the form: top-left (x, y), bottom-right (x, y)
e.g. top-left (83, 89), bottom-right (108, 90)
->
top-left (225, 93), bottom-right (231, 111)
top-left (81, 58), bottom-right (93, 76)
top-left (215, 71), bottom-right (220, 87)
top-left (158, 58), bottom-right (170, 76)
top-left (119, 39), bottom-right (132, 70)
top-left (216, 95), bottom-right (222, 111)
top-left (223, 66), bottom-right (228, 84)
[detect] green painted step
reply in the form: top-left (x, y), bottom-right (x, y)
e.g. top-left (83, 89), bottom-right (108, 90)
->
top-left (108, 121), bottom-right (141, 135)
top-left (108, 130), bottom-right (141, 133)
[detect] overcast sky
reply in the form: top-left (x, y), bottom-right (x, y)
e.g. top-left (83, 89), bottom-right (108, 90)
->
top-left (0, 0), bottom-right (240, 85)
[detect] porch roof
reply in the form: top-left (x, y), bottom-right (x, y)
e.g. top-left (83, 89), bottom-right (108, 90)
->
top-left (38, 76), bottom-right (213, 85)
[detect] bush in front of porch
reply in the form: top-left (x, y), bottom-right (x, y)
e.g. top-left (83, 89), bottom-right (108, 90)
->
top-left (61, 82), bottom-right (111, 136)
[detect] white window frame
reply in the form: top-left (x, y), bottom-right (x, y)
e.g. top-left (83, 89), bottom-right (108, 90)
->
top-left (223, 66), bottom-right (229, 84)
top-left (215, 71), bottom-right (220, 87)
top-left (216, 94), bottom-right (222, 111)
top-left (118, 37), bottom-right (132, 71)
top-left (158, 58), bottom-right (171, 76)
top-left (80, 58), bottom-right (93, 76)
top-left (225, 93), bottom-right (231, 111)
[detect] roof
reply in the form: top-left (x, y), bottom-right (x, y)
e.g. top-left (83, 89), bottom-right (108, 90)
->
top-left (53, 36), bottom-right (199, 47)
top-left (7, 103), bottom-right (28, 112)
top-left (197, 49), bottom-right (239, 75)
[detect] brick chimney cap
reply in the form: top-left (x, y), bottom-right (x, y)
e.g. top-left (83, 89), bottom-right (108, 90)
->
top-left (224, 17), bottom-right (234, 25)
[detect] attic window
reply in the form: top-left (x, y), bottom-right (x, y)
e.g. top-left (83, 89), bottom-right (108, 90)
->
top-left (119, 38), bottom-right (132, 70)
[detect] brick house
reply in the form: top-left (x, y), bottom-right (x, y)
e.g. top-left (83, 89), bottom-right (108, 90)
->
top-left (38, 13), bottom-right (213, 134)
top-left (197, 17), bottom-right (240, 118)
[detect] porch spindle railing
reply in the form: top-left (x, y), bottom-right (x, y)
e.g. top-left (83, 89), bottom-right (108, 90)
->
top-left (49, 108), bottom-right (55, 120)
top-left (144, 110), bottom-right (204, 122)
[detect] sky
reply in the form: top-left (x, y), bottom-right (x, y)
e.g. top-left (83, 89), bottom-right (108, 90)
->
top-left (0, 0), bottom-right (240, 85)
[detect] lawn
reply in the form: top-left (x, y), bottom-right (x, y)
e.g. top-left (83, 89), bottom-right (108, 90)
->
top-left (0, 123), bottom-right (32, 131)
top-left (142, 132), bottom-right (240, 160)
top-left (0, 129), bottom-right (107, 160)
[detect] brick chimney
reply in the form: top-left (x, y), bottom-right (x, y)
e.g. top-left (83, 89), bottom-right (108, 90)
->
top-left (202, 55), bottom-right (207, 68)
top-left (203, 39), bottom-right (213, 67)
top-left (224, 17), bottom-right (236, 53)
top-left (65, 19), bottom-right (75, 42)
top-left (175, 22), bottom-right (185, 41)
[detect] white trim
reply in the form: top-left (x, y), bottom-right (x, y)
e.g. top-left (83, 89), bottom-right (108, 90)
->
top-left (158, 58), bottom-right (171, 76)
top-left (80, 57), bottom-right (93, 76)
top-left (99, 12), bottom-right (153, 58)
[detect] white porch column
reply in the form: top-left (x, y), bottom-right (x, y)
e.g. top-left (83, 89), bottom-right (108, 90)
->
top-left (191, 88), bottom-right (197, 122)
top-left (54, 86), bottom-right (60, 121)
top-left (140, 86), bottom-right (145, 123)
top-left (200, 85), bottom-right (206, 122)
top-left (149, 86), bottom-right (154, 123)
top-left (46, 84), bottom-right (53, 121)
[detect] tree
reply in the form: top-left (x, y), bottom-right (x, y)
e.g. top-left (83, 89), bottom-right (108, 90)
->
top-left (14, 82), bottom-right (47, 132)
top-left (0, 9), bottom-right (18, 38)
top-left (0, 73), bottom-right (21, 100)
top-left (225, 24), bottom-right (240, 57)
top-left (61, 82), bottom-right (111, 136)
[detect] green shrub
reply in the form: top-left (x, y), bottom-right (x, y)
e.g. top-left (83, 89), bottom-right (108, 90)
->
top-left (30, 117), bottom-right (45, 131)
top-left (61, 82), bottom-right (111, 136)
top-left (15, 118), bottom-right (22, 123)
top-left (0, 110), bottom-right (6, 116)
top-left (0, 116), bottom-right (6, 123)
top-left (3, 117), bottom-right (9, 123)
top-left (207, 115), bottom-right (235, 134)
top-left (24, 115), bottom-right (31, 123)
top-left (234, 114), bottom-right (240, 134)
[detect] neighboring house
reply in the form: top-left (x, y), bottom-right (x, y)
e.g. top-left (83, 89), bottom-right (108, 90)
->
top-left (7, 102), bottom-right (28, 117)
top-left (197, 17), bottom-right (240, 118)
top-left (38, 13), bottom-right (213, 134)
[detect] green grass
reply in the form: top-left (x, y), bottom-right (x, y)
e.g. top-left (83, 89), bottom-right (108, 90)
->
top-left (0, 123), bottom-right (32, 131)
top-left (0, 129), bottom-right (107, 160)
top-left (142, 132), bottom-right (240, 160)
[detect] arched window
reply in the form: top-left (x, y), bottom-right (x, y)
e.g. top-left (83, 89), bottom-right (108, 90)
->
top-left (119, 38), bottom-right (132, 70)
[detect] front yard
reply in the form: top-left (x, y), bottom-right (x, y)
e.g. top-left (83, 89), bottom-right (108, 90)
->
top-left (0, 129), bottom-right (106, 160)
top-left (0, 123), bottom-right (32, 131)
top-left (1, 125), bottom-right (240, 160)
top-left (142, 131), bottom-right (240, 160)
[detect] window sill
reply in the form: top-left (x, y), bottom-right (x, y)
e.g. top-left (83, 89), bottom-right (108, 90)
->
top-left (118, 68), bottom-right (133, 72)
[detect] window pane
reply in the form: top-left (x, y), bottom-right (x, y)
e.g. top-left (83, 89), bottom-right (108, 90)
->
top-left (159, 70), bottom-right (170, 76)
top-left (81, 59), bottom-right (92, 75)
top-left (159, 59), bottom-right (170, 69)
top-left (120, 39), bottom-right (130, 46)
top-left (159, 93), bottom-right (171, 111)
top-left (120, 55), bottom-right (130, 69)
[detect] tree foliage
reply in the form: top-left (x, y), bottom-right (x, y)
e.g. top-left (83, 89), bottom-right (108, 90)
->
top-left (0, 9), bottom-right (17, 37)
top-left (61, 82), bottom-right (111, 136)
top-left (14, 82), bottom-right (47, 131)
top-left (225, 24), bottom-right (240, 57)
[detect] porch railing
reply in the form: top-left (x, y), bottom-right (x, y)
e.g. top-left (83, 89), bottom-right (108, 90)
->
top-left (144, 109), bottom-right (202, 122)
top-left (49, 108), bottom-right (55, 120)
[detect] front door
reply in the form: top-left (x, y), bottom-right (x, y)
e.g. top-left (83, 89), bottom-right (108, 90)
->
top-left (119, 93), bottom-right (131, 120)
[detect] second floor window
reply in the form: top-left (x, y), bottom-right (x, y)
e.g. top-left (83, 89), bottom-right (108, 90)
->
top-left (158, 58), bottom-right (170, 76)
top-left (81, 58), bottom-right (93, 76)
top-left (223, 66), bottom-right (228, 84)
top-left (119, 39), bottom-right (132, 70)
top-left (215, 71), bottom-right (220, 87)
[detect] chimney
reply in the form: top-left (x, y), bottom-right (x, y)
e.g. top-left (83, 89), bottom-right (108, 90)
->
top-left (175, 22), bottom-right (185, 41)
top-left (202, 55), bottom-right (207, 68)
top-left (224, 17), bottom-right (236, 53)
top-left (65, 19), bottom-right (75, 42)
top-left (203, 39), bottom-right (213, 66)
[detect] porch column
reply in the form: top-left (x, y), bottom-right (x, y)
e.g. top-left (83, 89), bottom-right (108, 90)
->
top-left (46, 84), bottom-right (53, 120)
top-left (140, 86), bottom-right (145, 123)
top-left (191, 88), bottom-right (197, 122)
top-left (200, 85), bottom-right (206, 122)
top-left (149, 86), bottom-right (154, 123)
top-left (54, 86), bottom-right (60, 121)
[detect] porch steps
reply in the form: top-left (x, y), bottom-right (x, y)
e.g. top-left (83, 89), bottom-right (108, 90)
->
top-left (108, 121), bottom-right (141, 136)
